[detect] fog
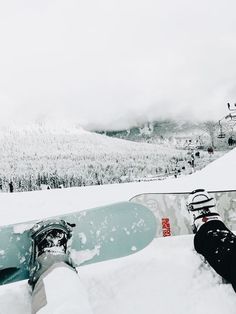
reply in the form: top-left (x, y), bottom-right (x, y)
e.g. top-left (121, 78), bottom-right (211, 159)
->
top-left (0, 0), bottom-right (235, 130)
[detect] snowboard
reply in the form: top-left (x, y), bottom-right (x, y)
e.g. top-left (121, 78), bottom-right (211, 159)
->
top-left (0, 202), bottom-right (157, 285)
top-left (130, 190), bottom-right (236, 237)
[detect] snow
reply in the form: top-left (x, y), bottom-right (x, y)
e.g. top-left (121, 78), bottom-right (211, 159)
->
top-left (71, 246), bottom-right (101, 266)
top-left (84, 236), bottom-right (236, 314)
top-left (0, 148), bottom-right (236, 313)
top-left (0, 148), bottom-right (235, 227)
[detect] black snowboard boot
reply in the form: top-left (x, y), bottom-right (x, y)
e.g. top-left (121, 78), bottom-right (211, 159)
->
top-left (28, 219), bottom-right (76, 287)
top-left (186, 189), bottom-right (222, 233)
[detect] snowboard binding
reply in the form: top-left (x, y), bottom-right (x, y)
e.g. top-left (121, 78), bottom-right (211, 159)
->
top-left (187, 189), bottom-right (222, 233)
top-left (30, 219), bottom-right (75, 257)
top-left (28, 219), bottom-right (76, 287)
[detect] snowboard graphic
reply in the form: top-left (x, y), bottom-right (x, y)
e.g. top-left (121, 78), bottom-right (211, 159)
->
top-left (0, 202), bottom-right (157, 285)
top-left (130, 190), bottom-right (236, 237)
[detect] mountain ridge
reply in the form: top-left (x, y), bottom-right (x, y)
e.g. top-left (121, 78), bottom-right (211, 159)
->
top-left (94, 119), bottom-right (206, 142)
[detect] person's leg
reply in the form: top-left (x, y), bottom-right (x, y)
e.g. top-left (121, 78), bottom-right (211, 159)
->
top-left (31, 261), bottom-right (93, 314)
top-left (229, 253), bottom-right (236, 293)
top-left (28, 219), bottom-right (93, 314)
top-left (194, 220), bottom-right (236, 283)
top-left (187, 189), bottom-right (236, 289)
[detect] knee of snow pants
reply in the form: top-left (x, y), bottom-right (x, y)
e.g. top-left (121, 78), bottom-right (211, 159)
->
top-left (194, 220), bottom-right (236, 283)
top-left (31, 262), bottom-right (93, 314)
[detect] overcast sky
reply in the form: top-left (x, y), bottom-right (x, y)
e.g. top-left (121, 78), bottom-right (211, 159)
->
top-left (0, 0), bottom-right (236, 130)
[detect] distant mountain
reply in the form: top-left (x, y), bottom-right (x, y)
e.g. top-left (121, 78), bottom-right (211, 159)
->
top-left (94, 119), bottom-right (203, 143)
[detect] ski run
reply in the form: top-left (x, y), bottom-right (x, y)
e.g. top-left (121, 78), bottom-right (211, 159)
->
top-left (0, 148), bottom-right (236, 314)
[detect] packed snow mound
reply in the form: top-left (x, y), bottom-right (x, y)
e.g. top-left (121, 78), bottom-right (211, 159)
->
top-left (175, 147), bottom-right (236, 191)
top-left (191, 147), bottom-right (236, 179)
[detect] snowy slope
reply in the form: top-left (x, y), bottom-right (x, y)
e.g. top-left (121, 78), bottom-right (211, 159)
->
top-left (0, 148), bottom-right (235, 226)
top-left (0, 124), bottom-right (181, 156)
top-left (0, 148), bottom-right (236, 314)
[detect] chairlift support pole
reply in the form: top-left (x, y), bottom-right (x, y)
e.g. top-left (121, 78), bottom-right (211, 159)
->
top-left (218, 119), bottom-right (226, 139)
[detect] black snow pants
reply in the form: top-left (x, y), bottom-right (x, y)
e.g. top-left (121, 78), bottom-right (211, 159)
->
top-left (194, 220), bottom-right (236, 292)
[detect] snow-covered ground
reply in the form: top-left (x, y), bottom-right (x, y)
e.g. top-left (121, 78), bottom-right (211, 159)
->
top-left (0, 147), bottom-right (235, 226)
top-left (0, 148), bottom-right (236, 313)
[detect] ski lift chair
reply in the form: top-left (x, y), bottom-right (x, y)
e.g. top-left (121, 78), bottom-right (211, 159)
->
top-left (217, 132), bottom-right (226, 139)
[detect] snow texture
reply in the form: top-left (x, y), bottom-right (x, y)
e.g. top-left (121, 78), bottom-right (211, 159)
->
top-left (0, 148), bottom-right (235, 313)
top-left (70, 245), bottom-right (101, 265)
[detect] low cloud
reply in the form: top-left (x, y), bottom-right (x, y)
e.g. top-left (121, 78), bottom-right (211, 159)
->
top-left (0, 0), bottom-right (235, 130)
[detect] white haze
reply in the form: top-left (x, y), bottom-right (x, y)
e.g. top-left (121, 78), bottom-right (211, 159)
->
top-left (0, 0), bottom-right (236, 130)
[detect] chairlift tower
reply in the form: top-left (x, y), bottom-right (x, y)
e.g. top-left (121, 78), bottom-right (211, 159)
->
top-left (223, 103), bottom-right (236, 145)
top-left (216, 103), bottom-right (236, 139)
top-left (217, 119), bottom-right (226, 139)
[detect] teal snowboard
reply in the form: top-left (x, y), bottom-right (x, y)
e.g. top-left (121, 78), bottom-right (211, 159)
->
top-left (0, 202), bottom-right (157, 285)
top-left (130, 190), bottom-right (236, 237)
